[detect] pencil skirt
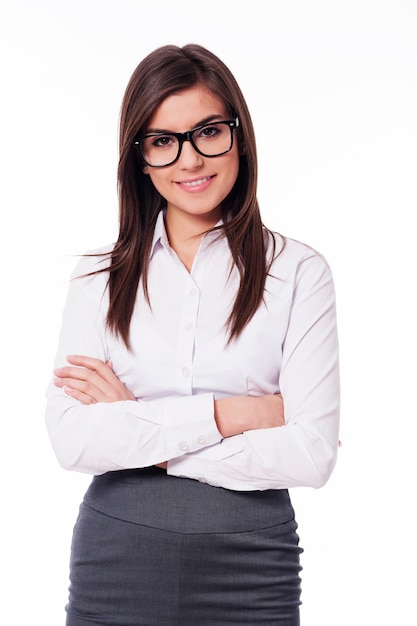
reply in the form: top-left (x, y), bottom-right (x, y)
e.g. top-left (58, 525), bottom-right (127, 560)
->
top-left (65, 467), bottom-right (303, 626)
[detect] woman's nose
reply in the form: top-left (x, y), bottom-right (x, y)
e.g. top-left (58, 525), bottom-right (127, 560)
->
top-left (177, 140), bottom-right (204, 169)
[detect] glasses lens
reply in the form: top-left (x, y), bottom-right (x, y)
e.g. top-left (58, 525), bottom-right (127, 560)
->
top-left (140, 134), bottom-right (179, 167)
top-left (191, 122), bottom-right (233, 158)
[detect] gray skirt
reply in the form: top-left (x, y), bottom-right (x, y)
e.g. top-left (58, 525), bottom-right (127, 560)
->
top-left (65, 467), bottom-right (303, 626)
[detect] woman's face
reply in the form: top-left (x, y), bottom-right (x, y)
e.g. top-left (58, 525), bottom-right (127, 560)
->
top-left (142, 85), bottom-right (240, 225)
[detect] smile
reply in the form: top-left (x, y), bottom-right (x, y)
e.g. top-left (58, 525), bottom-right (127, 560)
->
top-left (177, 176), bottom-right (213, 188)
top-left (175, 175), bottom-right (215, 193)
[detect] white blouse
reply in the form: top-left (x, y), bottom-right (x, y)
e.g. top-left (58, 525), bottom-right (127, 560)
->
top-left (45, 211), bottom-right (340, 491)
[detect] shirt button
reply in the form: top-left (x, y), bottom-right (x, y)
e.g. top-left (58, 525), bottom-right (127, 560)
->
top-left (189, 287), bottom-right (198, 297)
top-left (185, 323), bottom-right (193, 332)
top-left (197, 435), bottom-right (206, 445)
top-left (179, 442), bottom-right (189, 452)
top-left (182, 367), bottom-right (190, 377)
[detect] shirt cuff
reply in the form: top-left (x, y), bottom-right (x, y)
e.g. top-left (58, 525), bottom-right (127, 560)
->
top-left (167, 435), bottom-right (245, 487)
top-left (145, 392), bottom-right (223, 457)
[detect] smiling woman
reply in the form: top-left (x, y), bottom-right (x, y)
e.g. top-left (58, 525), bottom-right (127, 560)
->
top-left (45, 43), bottom-right (340, 626)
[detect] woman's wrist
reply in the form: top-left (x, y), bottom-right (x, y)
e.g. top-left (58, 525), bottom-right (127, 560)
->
top-left (214, 397), bottom-right (250, 437)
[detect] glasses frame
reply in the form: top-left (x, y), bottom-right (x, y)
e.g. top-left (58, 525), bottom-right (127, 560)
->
top-left (133, 117), bottom-right (239, 168)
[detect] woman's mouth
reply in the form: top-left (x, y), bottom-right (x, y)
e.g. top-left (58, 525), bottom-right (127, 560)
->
top-left (175, 175), bottom-right (215, 192)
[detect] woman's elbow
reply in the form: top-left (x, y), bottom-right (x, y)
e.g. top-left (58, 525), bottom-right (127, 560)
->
top-left (305, 442), bottom-right (339, 488)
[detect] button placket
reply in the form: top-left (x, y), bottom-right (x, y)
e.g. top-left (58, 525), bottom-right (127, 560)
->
top-left (175, 277), bottom-right (200, 394)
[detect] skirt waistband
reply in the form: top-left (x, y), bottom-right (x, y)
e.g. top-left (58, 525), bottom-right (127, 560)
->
top-left (83, 467), bottom-right (295, 534)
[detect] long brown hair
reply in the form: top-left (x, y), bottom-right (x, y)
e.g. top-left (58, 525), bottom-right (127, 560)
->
top-left (104, 44), bottom-right (279, 347)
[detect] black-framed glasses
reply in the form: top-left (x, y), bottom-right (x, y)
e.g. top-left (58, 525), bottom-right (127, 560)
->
top-left (133, 118), bottom-right (239, 168)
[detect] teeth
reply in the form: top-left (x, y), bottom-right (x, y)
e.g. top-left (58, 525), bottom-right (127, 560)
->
top-left (181, 177), bottom-right (210, 187)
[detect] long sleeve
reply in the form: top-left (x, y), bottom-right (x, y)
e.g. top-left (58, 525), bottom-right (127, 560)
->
top-left (45, 219), bottom-right (340, 489)
top-left (167, 249), bottom-right (340, 491)
top-left (45, 253), bottom-right (222, 475)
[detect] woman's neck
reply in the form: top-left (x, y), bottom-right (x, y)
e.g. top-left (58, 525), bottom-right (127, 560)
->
top-left (164, 208), bottom-right (220, 272)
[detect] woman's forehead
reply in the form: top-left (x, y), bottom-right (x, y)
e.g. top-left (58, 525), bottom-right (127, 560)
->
top-left (146, 86), bottom-right (229, 132)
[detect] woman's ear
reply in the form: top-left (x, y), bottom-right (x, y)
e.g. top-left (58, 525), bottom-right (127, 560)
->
top-left (142, 165), bottom-right (149, 174)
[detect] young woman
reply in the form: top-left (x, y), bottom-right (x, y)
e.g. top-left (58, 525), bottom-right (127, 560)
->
top-left (46, 43), bottom-right (340, 626)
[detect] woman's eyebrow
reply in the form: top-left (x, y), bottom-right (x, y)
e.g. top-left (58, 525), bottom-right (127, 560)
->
top-left (145, 114), bottom-right (227, 135)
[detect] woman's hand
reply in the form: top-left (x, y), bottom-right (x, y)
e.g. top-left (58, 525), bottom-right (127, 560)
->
top-left (214, 393), bottom-right (284, 438)
top-left (54, 355), bottom-right (136, 405)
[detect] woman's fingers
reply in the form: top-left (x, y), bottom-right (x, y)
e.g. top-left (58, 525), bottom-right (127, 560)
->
top-left (61, 384), bottom-right (98, 405)
top-left (54, 366), bottom-right (103, 402)
top-left (66, 355), bottom-right (117, 383)
top-left (54, 355), bottom-right (136, 403)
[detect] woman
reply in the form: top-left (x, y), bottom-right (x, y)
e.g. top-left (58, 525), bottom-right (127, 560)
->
top-left (46, 43), bottom-right (340, 625)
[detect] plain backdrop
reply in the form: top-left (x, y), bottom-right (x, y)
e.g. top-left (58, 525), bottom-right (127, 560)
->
top-left (1, 0), bottom-right (416, 624)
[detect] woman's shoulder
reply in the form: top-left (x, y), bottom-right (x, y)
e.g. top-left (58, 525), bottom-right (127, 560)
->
top-left (266, 230), bottom-right (332, 277)
top-left (70, 243), bottom-right (115, 279)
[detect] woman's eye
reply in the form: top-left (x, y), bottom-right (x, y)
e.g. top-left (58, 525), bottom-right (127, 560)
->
top-left (199, 125), bottom-right (220, 139)
top-left (152, 135), bottom-right (175, 148)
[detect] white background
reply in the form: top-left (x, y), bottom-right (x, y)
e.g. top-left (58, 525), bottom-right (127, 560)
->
top-left (1, 1), bottom-right (416, 624)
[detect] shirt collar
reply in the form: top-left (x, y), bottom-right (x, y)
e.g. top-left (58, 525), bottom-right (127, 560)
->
top-left (150, 210), bottom-right (169, 258)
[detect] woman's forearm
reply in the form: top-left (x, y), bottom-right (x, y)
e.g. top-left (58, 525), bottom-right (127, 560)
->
top-left (214, 394), bottom-right (284, 438)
